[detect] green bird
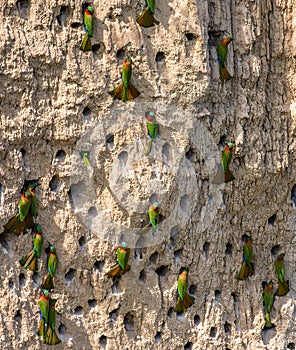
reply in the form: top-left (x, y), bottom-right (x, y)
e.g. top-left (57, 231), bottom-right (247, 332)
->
top-left (46, 298), bottom-right (61, 345)
top-left (274, 253), bottom-right (290, 297)
top-left (217, 36), bottom-right (232, 82)
top-left (174, 269), bottom-right (195, 313)
top-left (3, 183), bottom-right (38, 234)
top-left (41, 246), bottom-right (58, 290)
top-left (19, 224), bottom-right (44, 271)
top-left (37, 289), bottom-right (50, 343)
top-left (145, 112), bottom-right (159, 156)
top-left (80, 6), bottom-right (94, 52)
top-left (105, 242), bottom-right (131, 278)
top-left (109, 57), bottom-right (140, 102)
top-left (263, 281), bottom-right (275, 329)
top-left (143, 202), bottom-right (159, 231)
top-left (137, 0), bottom-right (160, 28)
top-left (82, 152), bottom-right (91, 166)
top-left (212, 141), bottom-right (235, 184)
top-left (237, 237), bottom-right (253, 280)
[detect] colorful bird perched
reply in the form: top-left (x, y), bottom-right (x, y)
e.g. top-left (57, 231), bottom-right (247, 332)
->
top-left (19, 224), bottom-right (44, 272)
top-left (3, 182), bottom-right (38, 234)
top-left (237, 237), bottom-right (253, 280)
top-left (46, 298), bottom-right (61, 345)
top-left (217, 36), bottom-right (232, 82)
top-left (37, 289), bottom-right (50, 343)
top-left (82, 152), bottom-right (91, 166)
top-left (41, 246), bottom-right (58, 290)
top-left (174, 269), bottom-right (195, 313)
top-left (80, 6), bottom-right (94, 52)
top-left (143, 202), bottom-right (159, 231)
top-left (136, 0), bottom-right (159, 28)
top-left (274, 253), bottom-right (289, 297)
top-left (145, 112), bottom-right (159, 156)
top-left (108, 57), bottom-right (140, 102)
top-left (105, 242), bottom-right (131, 278)
top-left (262, 281), bottom-right (275, 329)
top-left (212, 141), bottom-right (235, 184)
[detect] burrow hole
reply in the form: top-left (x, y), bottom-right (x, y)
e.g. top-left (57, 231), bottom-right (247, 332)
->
top-left (268, 214), bottom-right (276, 226)
top-left (194, 315), bottom-right (200, 326)
top-left (155, 265), bottom-right (169, 277)
top-left (79, 236), bottom-right (86, 248)
top-left (109, 308), bottom-right (119, 324)
top-left (224, 321), bottom-right (231, 334)
top-left (57, 5), bottom-right (69, 26)
top-left (88, 299), bottom-right (97, 308)
top-left (123, 312), bottom-right (134, 332)
top-left (291, 185), bottom-right (296, 207)
top-left (111, 278), bottom-right (121, 294)
top-left (174, 249), bottom-right (182, 263)
top-left (215, 290), bottom-right (221, 301)
top-left (225, 243), bottom-right (233, 256)
top-left (189, 285), bottom-right (197, 296)
top-left (139, 270), bottom-right (146, 283)
top-left (271, 245), bottom-right (280, 258)
top-left (74, 306), bottom-right (83, 315)
top-left (58, 323), bottom-right (66, 334)
top-left (65, 268), bottom-right (76, 285)
top-left (185, 33), bottom-right (196, 41)
top-left (149, 252), bottom-right (159, 265)
top-left (184, 342), bottom-right (193, 350)
top-left (287, 343), bottom-right (295, 350)
top-left (99, 335), bottom-right (107, 348)
top-left (55, 149), bottom-right (66, 162)
top-left (210, 326), bottom-right (217, 337)
top-left (94, 260), bottom-right (105, 272)
top-left (83, 106), bottom-right (91, 121)
top-left (202, 242), bottom-right (210, 258)
top-left (49, 175), bottom-right (61, 192)
top-left (155, 331), bottom-right (162, 343)
top-left (106, 134), bottom-right (114, 149)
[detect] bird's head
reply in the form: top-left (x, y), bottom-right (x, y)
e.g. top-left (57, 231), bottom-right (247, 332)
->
top-left (87, 6), bottom-right (94, 14)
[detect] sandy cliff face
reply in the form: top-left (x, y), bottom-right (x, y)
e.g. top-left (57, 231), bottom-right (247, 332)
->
top-left (0, 0), bottom-right (296, 349)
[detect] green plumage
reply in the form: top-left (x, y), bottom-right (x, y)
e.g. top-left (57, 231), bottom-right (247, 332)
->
top-left (136, 0), bottom-right (159, 28)
top-left (82, 152), bottom-right (91, 166)
top-left (46, 299), bottom-right (61, 345)
top-left (80, 6), bottom-right (94, 52)
top-left (19, 225), bottom-right (43, 271)
top-left (263, 281), bottom-right (275, 329)
top-left (212, 142), bottom-right (235, 184)
top-left (37, 290), bottom-right (50, 342)
top-left (33, 225), bottom-right (44, 258)
top-left (41, 246), bottom-right (58, 290)
top-left (19, 190), bottom-right (31, 222)
top-left (237, 237), bottom-right (253, 280)
top-left (274, 253), bottom-right (289, 296)
top-left (217, 37), bottom-right (232, 82)
top-left (105, 242), bottom-right (131, 278)
top-left (174, 269), bottom-right (194, 312)
top-left (148, 202), bottom-right (159, 230)
top-left (145, 112), bottom-right (159, 155)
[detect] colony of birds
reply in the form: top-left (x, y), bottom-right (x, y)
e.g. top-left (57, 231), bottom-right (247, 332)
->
top-left (2, 0), bottom-right (288, 346)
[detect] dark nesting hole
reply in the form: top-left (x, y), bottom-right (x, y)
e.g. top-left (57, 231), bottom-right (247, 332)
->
top-left (109, 308), bottom-right (119, 324)
top-left (189, 285), bottom-right (197, 295)
top-left (14, 310), bottom-right (22, 322)
top-left (155, 331), bottom-right (162, 343)
top-left (139, 270), bottom-right (146, 282)
top-left (111, 278), bottom-right (121, 294)
top-left (99, 335), bottom-right (107, 348)
top-left (92, 44), bottom-right (101, 53)
top-left (58, 323), bottom-right (66, 335)
top-left (19, 273), bottom-right (26, 288)
top-left (65, 268), bottom-right (76, 285)
top-left (194, 314), bottom-right (200, 326)
top-left (224, 321), bottom-right (231, 334)
top-left (174, 249), bottom-right (182, 263)
top-left (241, 234), bottom-right (250, 242)
top-left (17, 0), bottom-right (30, 13)
top-left (184, 342), bottom-right (193, 350)
top-left (268, 214), bottom-right (276, 226)
top-left (185, 33), bottom-right (196, 41)
top-left (185, 148), bottom-right (195, 161)
top-left (67, 189), bottom-right (73, 205)
top-left (155, 265), bottom-right (169, 277)
top-left (167, 307), bottom-right (174, 317)
top-left (231, 292), bottom-right (239, 303)
top-left (88, 299), bottom-right (97, 308)
top-left (155, 51), bottom-right (165, 63)
top-left (291, 185), bottom-right (296, 207)
top-left (271, 245), bottom-right (280, 258)
top-left (134, 248), bottom-right (143, 260)
top-left (225, 243), bottom-right (233, 256)
top-left (202, 242), bottom-right (210, 257)
top-left (57, 5), bottom-right (69, 26)
top-left (106, 134), bottom-right (114, 149)
top-left (9, 279), bottom-right (13, 290)
top-left (32, 272), bottom-right (39, 285)
top-left (94, 260), bottom-right (105, 272)
top-left (49, 175), bottom-right (61, 192)
top-left (218, 135), bottom-right (226, 146)
top-left (116, 49), bottom-right (125, 60)
top-left (149, 252), bottom-right (159, 265)
top-left (82, 106), bottom-right (91, 121)
top-left (20, 148), bottom-right (26, 159)
top-left (74, 306), bottom-right (83, 315)
top-left (288, 343), bottom-right (295, 350)
top-left (118, 151), bottom-right (128, 165)
top-left (123, 312), bottom-right (134, 332)
top-left (79, 236), bottom-right (86, 248)
top-left (210, 327), bottom-right (217, 337)
top-left (71, 22), bottom-right (80, 28)
top-left (55, 150), bottom-right (66, 161)
top-left (215, 290), bottom-right (221, 301)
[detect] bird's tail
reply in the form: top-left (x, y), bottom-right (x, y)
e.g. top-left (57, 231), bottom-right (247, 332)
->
top-left (105, 264), bottom-right (131, 278)
top-left (237, 261), bottom-right (253, 280)
top-left (80, 33), bottom-right (92, 52)
top-left (212, 165), bottom-right (235, 184)
top-left (275, 279), bottom-right (290, 297)
top-left (19, 249), bottom-right (38, 271)
top-left (46, 326), bottom-right (61, 345)
top-left (41, 272), bottom-right (54, 290)
top-left (174, 293), bottom-right (194, 313)
top-left (219, 65), bottom-right (232, 82)
top-left (263, 311), bottom-right (274, 329)
top-left (109, 82), bottom-right (140, 102)
top-left (37, 318), bottom-right (46, 343)
top-left (136, 7), bottom-right (159, 28)
top-left (145, 139), bottom-right (153, 156)
top-left (3, 214), bottom-right (33, 235)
